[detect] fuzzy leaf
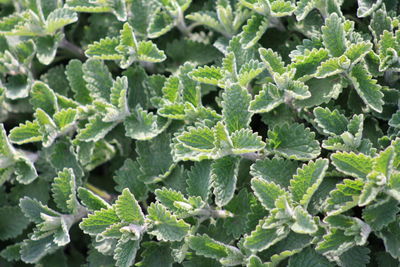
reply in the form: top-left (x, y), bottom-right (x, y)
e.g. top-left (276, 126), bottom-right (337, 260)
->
top-left (251, 178), bottom-right (287, 210)
top-left (313, 107), bottom-right (348, 136)
top-left (267, 123), bottom-right (320, 161)
top-left (331, 152), bottom-right (373, 179)
top-left (249, 83), bottom-right (284, 113)
top-left (240, 14), bottom-right (269, 49)
top-left (115, 188), bottom-right (145, 225)
top-left (147, 203), bottom-right (190, 242)
top-left (222, 84), bottom-right (252, 133)
top-left (51, 168), bottom-right (79, 214)
top-left (322, 13), bottom-right (346, 57)
top-left (212, 156), bottom-right (240, 207)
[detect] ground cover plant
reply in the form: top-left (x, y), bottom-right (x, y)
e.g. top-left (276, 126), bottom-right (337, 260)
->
top-left (1, 0), bottom-right (400, 266)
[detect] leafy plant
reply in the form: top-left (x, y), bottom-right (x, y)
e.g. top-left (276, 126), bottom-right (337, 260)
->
top-left (1, 0), bottom-right (400, 266)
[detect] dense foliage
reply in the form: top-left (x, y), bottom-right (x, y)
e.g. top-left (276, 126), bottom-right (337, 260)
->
top-left (1, 0), bottom-right (400, 266)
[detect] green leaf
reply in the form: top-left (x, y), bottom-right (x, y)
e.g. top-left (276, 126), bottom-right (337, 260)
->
top-left (313, 107), bottom-right (348, 136)
top-left (189, 66), bottom-right (223, 86)
top-left (85, 37), bottom-right (121, 60)
top-left (267, 123), bottom-right (321, 161)
top-left (244, 220), bottom-right (289, 252)
top-left (222, 84), bottom-right (252, 133)
top-left (251, 178), bottom-right (287, 210)
top-left (0, 124), bottom-right (14, 166)
top-left (65, 59), bottom-right (92, 104)
top-left (348, 64), bottom-right (384, 113)
top-left (136, 132), bottom-right (174, 183)
top-left (115, 188), bottom-right (145, 225)
top-left (177, 126), bottom-right (216, 152)
top-left (114, 238), bottom-right (140, 267)
top-left (34, 108), bottom-right (58, 147)
top-left (8, 121), bottom-right (41, 145)
top-left (231, 129), bottom-right (265, 154)
top-left (30, 81), bottom-right (58, 116)
top-left (237, 60), bottom-right (265, 86)
top-left (19, 197), bottom-right (60, 224)
top-left (377, 220), bottom-right (400, 259)
top-left (362, 197), bottom-right (399, 231)
top-left (325, 179), bottom-right (364, 215)
top-left (76, 116), bottom-right (117, 142)
top-left (147, 9), bottom-right (174, 38)
top-left (53, 108), bottom-right (78, 131)
top-left (79, 207), bottom-right (120, 235)
top-left (337, 246), bottom-right (370, 267)
top-left (271, 0), bottom-right (296, 16)
top-left (77, 187), bottom-right (110, 211)
top-left (147, 203), bottom-right (190, 242)
top-left (249, 83), bottom-right (284, 113)
top-left (240, 14), bottom-right (269, 49)
top-left (290, 158), bottom-right (329, 208)
top-left (36, 34), bottom-right (63, 65)
top-left (224, 189), bottom-right (251, 238)
top-left (291, 206), bottom-right (318, 234)
top-left (259, 48), bottom-right (286, 75)
top-left (136, 41), bottom-right (166, 63)
top-left (45, 8), bottom-right (78, 34)
top-left (316, 56), bottom-right (348, 78)
top-left (316, 228), bottom-right (356, 255)
top-left (188, 234), bottom-right (243, 265)
top-left (331, 152), bottom-right (373, 179)
top-left (357, 0), bottom-right (383, 17)
top-left (322, 13), bottom-right (346, 57)
top-left (186, 12), bottom-right (225, 35)
top-left (82, 59), bottom-right (113, 101)
top-left (113, 159), bottom-right (148, 201)
top-left (290, 48), bottom-right (329, 81)
top-left (211, 156), bottom-right (240, 207)
top-left (0, 206), bottom-right (29, 240)
top-left (186, 160), bottom-right (212, 201)
top-left (288, 246), bottom-right (333, 267)
top-left (344, 42), bottom-right (373, 64)
top-left (51, 168), bottom-right (79, 214)
top-left (250, 157), bottom-right (298, 188)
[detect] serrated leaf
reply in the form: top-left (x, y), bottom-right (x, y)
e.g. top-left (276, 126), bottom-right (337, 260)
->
top-left (188, 234), bottom-right (243, 265)
top-left (344, 41), bottom-right (373, 64)
top-left (291, 206), bottom-right (318, 234)
top-left (212, 156), bottom-right (240, 207)
top-left (186, 12), bottom-right (225, 35)
top-left (77, 187), bottom-right (110, 211)
top-left (244, 220), bottom-right (289, 252)
top-left (316, 228), bottom-right (356, 255)
top-left (186, 160), bottom-right (212, 201)
top-left (8, 120), bottom-right (42, 145)
top-left (331, 152), bottom-right (373, 179)
top-left (189, 66), bottom-right (223, 86)
top-left (114, 238), bottom-right (140, 267)
top-left (45, 8), bottom-right (78, 34)
top-left (85, 37), bottom-right (121, 60)
top-left (53, 108), bottom-right (78, 131)
top-left (51, 168), bottom-right (78, 214)
top-left (251, 178), bottom-right (287, 210)
top-left (222, 84), bottom-right (252, 133)
top-left (290, 159), bottom-right (329, 208)
top-left (113, 159), bottom-right (148, 201)
top-left (79, 207), bottom-right (119, 235)
top-left (177, 126), bottom-right (215, 152)
top-left (19, 197), bottom-right (60, 224)
top-left (65, 59), bottom-right (92, 104)
top-left (147, 9), bottom-right (174, 38)
top-left (30, 81), bottom-right (58, 116)
top-left (82, 59), bottom-right (113, 101)
top-left (259, 48), bottom-right (286, 75)
top-left (34, 108), bottom-right (58, 147)
top-left (316, 56), bottom-right (348, 78)
top-left (0, 206), bottom-right (29, 240)
top-left (237, 59), bottom-right (265, 86)
top-left (249, 83), bottom-right (284, 113)
top-left (230, 128), bottom-right (265, 154)
top-left (288, 246), bottom-right (333, 267)
top-left (250, 157), bottom-right (298, 188)
top-left (124, 105), bottom-right (168, 140)
top-left (313, 107), bottom-right (348, 136)
top-left (76, 116), bottom-right (117, 142)
top-left (348, 64), bottom-right (384, 113)
top-left (240, 14), bottom-right (269, 49)
top-left (377, 220), bottom-right (400, 259)
top-left (362, 197), bottom-right (399, 231)
top-left (267, 123), bottom-right (320, 161)
top-left (322, 13), bottom-right (346, 57)
top-left (147, 203), bottom-right (190, 242)
top-left (115, 188), bottom-right (145, 225)
top-left (290, 48), bottom-right (329, 81)
top-left (136, 41), bottom-right (166, 63)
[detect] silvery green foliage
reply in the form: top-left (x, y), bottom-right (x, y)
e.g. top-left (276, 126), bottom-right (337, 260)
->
top-left (1, 0), bottom-right (400, 266)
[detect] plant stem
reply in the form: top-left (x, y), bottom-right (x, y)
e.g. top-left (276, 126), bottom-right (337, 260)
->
top-left (59, 38), bottom-right (86, 60)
